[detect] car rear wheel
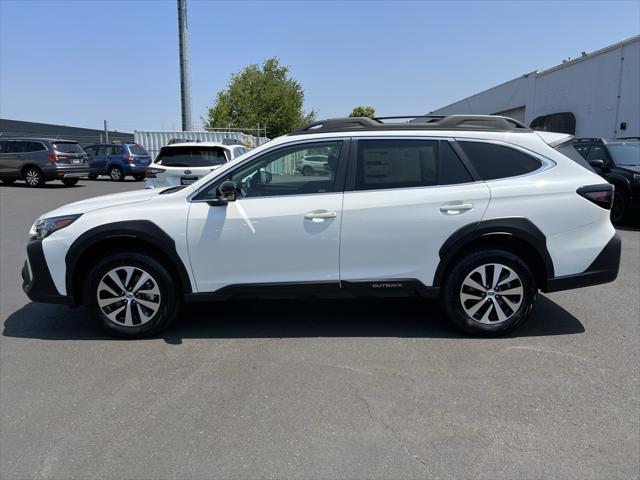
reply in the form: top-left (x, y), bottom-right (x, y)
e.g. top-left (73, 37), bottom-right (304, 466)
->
top-left (441, 249), bottom-right (537, 336)
top-left (611, 191), bottom-right (628, 224)
top-left (109, 166), bottom-right (124, 182)
top-left (302, 166), bottom-right (313, 176)
top-left (61, 178), bottom-right (79, 186)
top-left (23, 167), bottom-right (45, 187)
top-left (86, 251), bottom-right (181, 338)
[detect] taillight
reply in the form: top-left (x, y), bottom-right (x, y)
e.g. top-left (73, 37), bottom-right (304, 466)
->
top-left (123, 154), bottom-right (135, 164)
top-left (145, 167), bottom-right (165, 178)
top-left (577, 184), bottom-right (614, 210)
top-left (48, 154), bottom-right (58, 162)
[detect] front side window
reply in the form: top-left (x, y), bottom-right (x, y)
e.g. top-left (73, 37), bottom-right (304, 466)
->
top-left (586, 145), bottom-right (609, 162)
top-left (195, 140), bottom-right (343, 200)
top-left (354, 139), bottom-right (472, 191)
top-left (607, 142), bottom-right (640, 166)
top-left (458, 141), bottom-right (541, 180)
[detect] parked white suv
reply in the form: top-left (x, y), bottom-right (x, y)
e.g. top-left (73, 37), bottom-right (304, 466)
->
top-left (22, 115), bottom-right (621, 338)
top-left (144, 141), bottom-right (249, 188)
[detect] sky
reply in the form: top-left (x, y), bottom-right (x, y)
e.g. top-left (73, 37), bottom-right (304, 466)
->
top-left (0, 0), bottom-right (639, 133)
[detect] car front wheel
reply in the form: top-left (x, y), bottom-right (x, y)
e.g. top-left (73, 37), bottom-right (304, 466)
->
top-left (86, 251), bottom-right (181, 338)
top-left (441, 249), bottom-right (537, 336)
top-left (23, 167), bottom-right (45, 187)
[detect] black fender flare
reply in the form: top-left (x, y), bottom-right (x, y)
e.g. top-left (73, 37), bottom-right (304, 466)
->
top-left (65, 220), bottom-right (193, 297)
top-left (433, 218), bottom-right (554, 287)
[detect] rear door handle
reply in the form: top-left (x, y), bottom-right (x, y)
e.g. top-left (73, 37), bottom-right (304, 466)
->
top-left (439, 203), bottom-right (474, 215)
top-left (304, 210), bottom-right (337, 222)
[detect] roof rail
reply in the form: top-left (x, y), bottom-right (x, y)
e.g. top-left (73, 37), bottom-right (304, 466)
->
top-left (289, 114), bottom-right (531, 136)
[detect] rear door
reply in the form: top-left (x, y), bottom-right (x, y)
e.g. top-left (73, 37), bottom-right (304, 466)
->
top-left (339, 138), bottom-right (490, 287)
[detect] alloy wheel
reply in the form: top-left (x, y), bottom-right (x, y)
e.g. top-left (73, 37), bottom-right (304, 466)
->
top-left (25, 169), bottom-right (41, 187)
top-left (459, 263), bottom-right (523, 325)
top-left (110, 168), bottom-right (122, 181)
top-left (96, 266), bottom-right (161, 327)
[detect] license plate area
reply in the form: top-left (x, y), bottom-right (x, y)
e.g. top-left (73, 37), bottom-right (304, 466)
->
top-left (181, 176), bottom-right (199, 185)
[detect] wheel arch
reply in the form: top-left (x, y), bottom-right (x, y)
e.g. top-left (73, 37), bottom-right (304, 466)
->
top-left (434, 218), bottom-right (554, 291)
top-left (66, 220), bottom-right (193, 304)
top-left (20, 163), bottom-right (43, 178)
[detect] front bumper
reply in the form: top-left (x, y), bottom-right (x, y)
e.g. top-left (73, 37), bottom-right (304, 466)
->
top-left (22, 239), bottom-right (74, 305)
top-left (544, 233), bottom-right (621, 292)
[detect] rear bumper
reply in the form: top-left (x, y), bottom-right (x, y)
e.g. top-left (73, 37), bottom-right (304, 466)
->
top-left (22, 239), bottom-right (75, 305)
top-left (544, 233), bottom-right (621, 292)
top-left (42, 164), bottom-right (91, 180)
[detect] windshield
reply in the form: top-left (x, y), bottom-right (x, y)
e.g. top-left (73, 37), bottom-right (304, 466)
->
top-left (155, 146), bottom-right (228, 167)
top-left (608, 142), bottom-right (640, 166)
top-left (128, 144), bottom-right (149, 156)
top-left (52, 142), bottom-right (84, 154)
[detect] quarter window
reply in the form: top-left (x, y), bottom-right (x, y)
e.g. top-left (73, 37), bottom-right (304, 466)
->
top-left (458, 141), bottom-right (541, 180)
top-left (25, 142), bottom-right (46, 152)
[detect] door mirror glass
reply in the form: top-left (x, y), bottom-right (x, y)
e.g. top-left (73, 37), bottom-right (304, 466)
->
top-left (218, 180), bottom-right (238, 201)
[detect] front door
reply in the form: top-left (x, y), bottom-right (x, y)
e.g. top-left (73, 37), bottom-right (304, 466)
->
top-left (186, 139), bottom-right (347, 293)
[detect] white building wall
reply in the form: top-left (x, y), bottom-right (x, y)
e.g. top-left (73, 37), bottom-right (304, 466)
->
top-left (430, 36), bottom-right (639, 138)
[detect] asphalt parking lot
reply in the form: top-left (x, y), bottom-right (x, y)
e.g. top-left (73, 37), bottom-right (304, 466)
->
top-left (1, 179), bottom-right (638, 479)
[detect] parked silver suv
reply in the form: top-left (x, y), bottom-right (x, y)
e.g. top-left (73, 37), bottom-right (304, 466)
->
top-left (0, 138), bottom-right (90, 187)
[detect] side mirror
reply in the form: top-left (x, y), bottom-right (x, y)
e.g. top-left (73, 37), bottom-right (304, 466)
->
top-left (206, 180), bottom-right (237, 206)
top-left (589, 159), bottom-right (605, 170)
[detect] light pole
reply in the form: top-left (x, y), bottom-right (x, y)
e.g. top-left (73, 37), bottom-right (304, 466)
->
top-left (177, 0), bottom-right (192, 131)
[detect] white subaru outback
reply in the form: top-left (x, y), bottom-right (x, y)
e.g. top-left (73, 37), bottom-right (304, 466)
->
top-left (22, 115), bottom-right (621, 338)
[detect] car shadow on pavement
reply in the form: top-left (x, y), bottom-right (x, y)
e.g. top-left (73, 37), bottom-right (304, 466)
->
top-left (3, 295), bottom-right (584, 342)
top-left (0, 182), bottom-right (84, 189)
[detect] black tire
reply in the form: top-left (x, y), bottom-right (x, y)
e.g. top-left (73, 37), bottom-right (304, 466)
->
top-left (109, 166), bottom-right (125, 182)
top-left (611, 191), bottom-right (628, 224)
top-left (22, 166), bottom-right (45, 187)
top-left (88, 173), bottom-right (98, 180)
top-left (133, 173), bottom-right (145, 181)
top-left (302, 166), bottom-right (313, 176)
top-left (61, 177), bottom-right (79, 186)
top-left (441, 249), bottom-right (537, 337)
top-left (85, 251), bottom-right (182, 338)
top-left (1, 178), bottom-right (16, 185)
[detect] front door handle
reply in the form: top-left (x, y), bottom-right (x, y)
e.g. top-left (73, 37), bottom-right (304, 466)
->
top-left (440, 203), bottom-right (474, 215)
top-left (304, 210), bottom-right (337, 222)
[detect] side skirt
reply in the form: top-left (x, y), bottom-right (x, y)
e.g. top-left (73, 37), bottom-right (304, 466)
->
top-left (184, 279), bottom-right (440, 303)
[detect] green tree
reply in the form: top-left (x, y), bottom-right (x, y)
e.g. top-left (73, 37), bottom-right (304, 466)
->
top-left (349, 105), bottom-right (376, 118)
top-left (205, 58), bottom-right (316, 138)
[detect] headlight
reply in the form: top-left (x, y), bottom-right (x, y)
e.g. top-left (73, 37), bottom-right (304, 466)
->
top-left (30, 214), bottom-right (82, 240)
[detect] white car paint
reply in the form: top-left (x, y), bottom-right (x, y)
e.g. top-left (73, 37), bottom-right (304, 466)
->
top-left (30, 125), bottom-right (614, 298)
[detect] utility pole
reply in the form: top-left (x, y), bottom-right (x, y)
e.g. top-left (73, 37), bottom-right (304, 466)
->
top-left (103, 120), bottom-right (109, 143)
top-left (177, 0), bottom-right (192, 131)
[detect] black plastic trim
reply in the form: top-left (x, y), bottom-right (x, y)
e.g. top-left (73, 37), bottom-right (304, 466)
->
top-left (544, 233), bottom-right (621, 292)
top-left (184, 278), bottom-right (439, 302)
top-left (65, 220), bottom-right (193, 298)
top-left (434, 218), bottom-right (554, 287)
top-left (22, 239), bottom-right (75, 305)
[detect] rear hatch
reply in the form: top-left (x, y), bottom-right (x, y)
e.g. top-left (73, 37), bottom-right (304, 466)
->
top-left (150, 145), bottom-right (229, 186)
top-left (52, 142), bottom-right (88, 164)
top-left (126, 143), bottom-right (151, 165)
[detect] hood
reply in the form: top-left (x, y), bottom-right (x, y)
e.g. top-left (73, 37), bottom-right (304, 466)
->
top-left (40, 188), bottom-right (160, 218)
top-left (619, 164), bottom-right (640, 174)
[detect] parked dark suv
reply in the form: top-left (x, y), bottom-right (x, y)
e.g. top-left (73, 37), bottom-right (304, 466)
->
top-left (574, 138), bottom-right (640, 223)
top-left (0, 138), bottom-right (90, 187)
top-left (84, 143), bottom-right (151, 181)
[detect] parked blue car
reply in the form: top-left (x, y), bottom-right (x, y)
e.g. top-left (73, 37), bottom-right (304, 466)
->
top-left (84, 143), bottom-right (151, 181)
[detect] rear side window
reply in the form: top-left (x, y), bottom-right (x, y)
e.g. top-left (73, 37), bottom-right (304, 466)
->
top-left (84, 146), bottom-right (96, 155)
top-left (23, 142), bottom-right (46, 152)
top-left (354, 139), bottom-right (472, 191)
top-left (5, 141), bottom-right (27, 153)
top-left (458, 141), bottom-right (541, 180)
top-left (52, 142), bottom-right (84, 154)
top-left (155, 146), bottom-right (228, 167)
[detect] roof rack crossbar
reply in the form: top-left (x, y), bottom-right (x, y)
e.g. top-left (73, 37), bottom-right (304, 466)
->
top-left (288, 114), bottom-right (531, 136)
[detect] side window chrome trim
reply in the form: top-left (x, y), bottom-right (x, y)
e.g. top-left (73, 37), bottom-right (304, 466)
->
top-left (187, 137), bottom-right (349, 202)
top-left (453, 137), bottom-right (556, 180)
